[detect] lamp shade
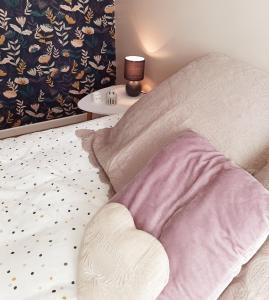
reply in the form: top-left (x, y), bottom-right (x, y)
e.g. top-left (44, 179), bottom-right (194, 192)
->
top-left (124, 56), bottom-right (145, 81)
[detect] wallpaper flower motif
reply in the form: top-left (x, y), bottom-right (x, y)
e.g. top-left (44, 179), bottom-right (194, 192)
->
top-left (0, 0), bottom-right (116, 129)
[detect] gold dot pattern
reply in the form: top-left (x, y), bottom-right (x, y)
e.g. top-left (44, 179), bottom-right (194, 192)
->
top-left (0, 115), bottom-right (120, 299)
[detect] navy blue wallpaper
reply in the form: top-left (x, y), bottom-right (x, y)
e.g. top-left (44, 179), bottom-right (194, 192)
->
top-left (0, 0), bottom-right (115, 129)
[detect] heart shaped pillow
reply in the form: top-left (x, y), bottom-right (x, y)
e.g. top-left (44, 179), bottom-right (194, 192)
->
top-left (78, 203), bottom-right (170, 300)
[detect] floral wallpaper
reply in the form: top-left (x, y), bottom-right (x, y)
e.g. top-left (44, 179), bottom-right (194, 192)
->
top-left (0, 0), bottom-right (115, 129)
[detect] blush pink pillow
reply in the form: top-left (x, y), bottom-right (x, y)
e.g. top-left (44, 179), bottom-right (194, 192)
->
top-left (78, 53), bottom-right (269, 191)
top-left (112, 131), bottom-right (269, 300)
top-left (219, 162), bottom-right (269, 299)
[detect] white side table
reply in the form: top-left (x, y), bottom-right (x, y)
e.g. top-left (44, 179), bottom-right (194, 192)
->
top-left (78, 85), bottom-right (142, 119)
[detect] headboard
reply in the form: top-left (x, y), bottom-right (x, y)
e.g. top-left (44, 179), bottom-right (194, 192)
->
top-left (0, 0), bottom-right (115, 130)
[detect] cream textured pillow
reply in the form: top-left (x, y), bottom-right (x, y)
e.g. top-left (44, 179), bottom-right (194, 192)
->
top-left (255, 163), bottom-right (269, 190)
top-left (78, 53), bottom-right (269, 191)
top-left (219, 240), bottom-right (269, 300)
top-left (77, 203), bottom-right (169, 300)
top-left (219, 164), bottom-right (269, 300)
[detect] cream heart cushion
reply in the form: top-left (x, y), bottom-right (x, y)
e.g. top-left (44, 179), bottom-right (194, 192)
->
top-left (77, 203), bottom-right (170, 300)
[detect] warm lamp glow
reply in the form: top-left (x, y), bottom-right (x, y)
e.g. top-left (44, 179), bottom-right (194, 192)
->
top-left (142, 76), bottom-right (155, 93)
top-left (125, 56), bottom-right (145, 62)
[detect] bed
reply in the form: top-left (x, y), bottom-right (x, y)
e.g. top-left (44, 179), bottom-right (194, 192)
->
top-left (0, 114), bottom-right (120, 300)
top-left (3, 53), bottom-right (269, 300)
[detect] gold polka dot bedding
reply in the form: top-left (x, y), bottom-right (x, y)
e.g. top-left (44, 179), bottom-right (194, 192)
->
top-left (0, 114), bottom-right (120, 300)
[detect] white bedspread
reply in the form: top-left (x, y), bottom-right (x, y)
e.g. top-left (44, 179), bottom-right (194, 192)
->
top-left (0, 115), bottom-right (120, 300)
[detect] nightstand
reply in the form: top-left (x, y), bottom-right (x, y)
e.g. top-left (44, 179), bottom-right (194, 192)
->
top-left (78, 85), bottom-right (142, 120)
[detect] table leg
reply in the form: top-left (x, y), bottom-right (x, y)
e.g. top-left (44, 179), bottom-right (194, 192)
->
top-left (86, 112), bottom-right (92, 120)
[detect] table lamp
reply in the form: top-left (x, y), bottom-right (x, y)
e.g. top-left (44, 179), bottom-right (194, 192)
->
top-left (124, 56), bottom-right (145, 97)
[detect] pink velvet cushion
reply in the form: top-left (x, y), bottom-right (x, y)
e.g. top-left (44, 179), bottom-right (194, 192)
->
top-left (112, 131), bottom-right (269, 300)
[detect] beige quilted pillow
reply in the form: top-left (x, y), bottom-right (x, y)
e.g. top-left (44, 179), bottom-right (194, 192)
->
top-left (78, 53), bottom-right (269, 191)
top-left (78, 203), bottom-right (169, 300)
top-left (219, 164), bottom-right (269, 300)
top-left (255, 163), bottom-right (269, 190)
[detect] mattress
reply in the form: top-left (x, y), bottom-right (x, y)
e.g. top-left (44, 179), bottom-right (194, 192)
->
top-left (0, 114), bottom-right (121, 300)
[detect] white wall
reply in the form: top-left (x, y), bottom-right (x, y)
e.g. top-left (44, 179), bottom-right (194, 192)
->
top-left (116, 0), bottom-right (269, 90)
